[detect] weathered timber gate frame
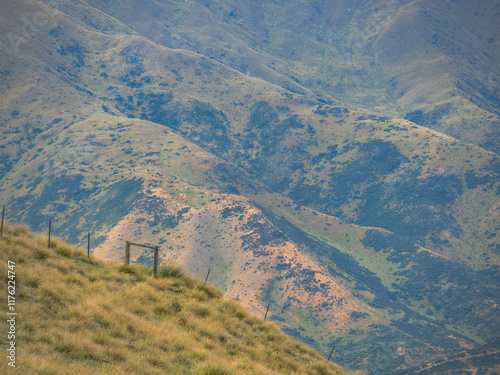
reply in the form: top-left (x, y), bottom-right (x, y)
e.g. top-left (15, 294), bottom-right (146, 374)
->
top-left (125, 240), bottom-right (159, 275)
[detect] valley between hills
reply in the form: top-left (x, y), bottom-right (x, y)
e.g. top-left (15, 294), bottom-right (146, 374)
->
top-left (0, 0), bottom-right (499, 374)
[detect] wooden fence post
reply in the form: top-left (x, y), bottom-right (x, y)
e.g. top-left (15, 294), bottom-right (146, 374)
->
top-left (48, 220), bottom-right (51, 248)
top-left (87, 232), bottom-right (90, 258)
top-left (125, 240), bottom-right (159, 273)
top-left (153, 246), bottom-right (159, 275)
top-left (125, 240), bottom-right (130, 265)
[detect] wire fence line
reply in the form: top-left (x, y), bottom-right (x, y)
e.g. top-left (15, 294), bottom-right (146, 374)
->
top-left (0, 205), bottom-right (338, 353)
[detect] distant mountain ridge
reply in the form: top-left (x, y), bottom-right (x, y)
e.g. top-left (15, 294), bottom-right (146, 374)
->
top-left (0, 0), bottom-right (499, 374)
top-left (84, 0), bottom-right (500, 152)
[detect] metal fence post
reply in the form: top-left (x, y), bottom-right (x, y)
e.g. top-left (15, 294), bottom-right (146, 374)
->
top-left (264, 303), bottom-right (270, 322)
top-left (204, 268), bottom-right (211, 286)
top-left (328, 345), bottom-right (335, 361)
top-left (0, 206), bottom-right (4, 237)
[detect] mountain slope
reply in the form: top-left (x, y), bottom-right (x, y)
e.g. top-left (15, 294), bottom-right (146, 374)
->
top-left (0, 223), bottom-right (359, 375)
top-left (0, 0), bottom-right (499, 374)
top-left (84, 0), bottom-right (500, 153)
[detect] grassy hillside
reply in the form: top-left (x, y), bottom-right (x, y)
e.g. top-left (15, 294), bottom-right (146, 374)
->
top-left (0, 223), bottom-right (359, 375)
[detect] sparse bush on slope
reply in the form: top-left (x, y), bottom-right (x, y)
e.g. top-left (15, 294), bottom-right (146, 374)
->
top-left (0, 223), bottom-right (360, 375)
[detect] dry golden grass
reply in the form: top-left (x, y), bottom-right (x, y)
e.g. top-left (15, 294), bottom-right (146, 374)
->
top-left (0, 223), bottom-right (361, 375)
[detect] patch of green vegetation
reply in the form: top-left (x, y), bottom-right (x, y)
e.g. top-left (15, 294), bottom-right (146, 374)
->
top-left (357, 173), bottom-right (464, 238)
top-left (140, 98), bottom-right (233, 156)
top-left (405, 104), bottom-right (453, 127)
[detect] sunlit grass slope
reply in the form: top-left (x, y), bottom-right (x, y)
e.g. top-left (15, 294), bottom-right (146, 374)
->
top-left (0, 223), bottom-right (360, 375)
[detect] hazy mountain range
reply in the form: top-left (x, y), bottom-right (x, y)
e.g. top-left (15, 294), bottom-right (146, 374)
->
top-left (0, 0), bottom-right (499, 373)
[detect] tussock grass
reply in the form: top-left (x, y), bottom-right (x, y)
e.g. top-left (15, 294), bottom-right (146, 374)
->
top-left (156, 262), bottom-right (186, 279)
top-left (0, 223), bottom-right (360, 375)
